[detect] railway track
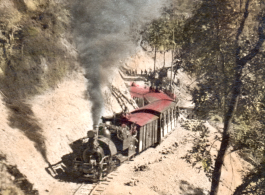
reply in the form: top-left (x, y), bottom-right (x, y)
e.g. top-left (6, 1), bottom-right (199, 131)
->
top-left (73, 171), bottom-right (119, 195)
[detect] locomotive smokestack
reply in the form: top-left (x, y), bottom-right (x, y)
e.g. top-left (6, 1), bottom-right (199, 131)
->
top-left (93, 124), bottom-right (99, 139)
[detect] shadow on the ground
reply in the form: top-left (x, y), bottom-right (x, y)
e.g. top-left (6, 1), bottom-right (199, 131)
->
top-left (4, 99), bottom-right (50, 165)
top-left (1, 153), bottom-right (39, 195)
top-left (179, 180), bottom-right (207, 195)
top-left (45, 138), bottom-right (91, 184)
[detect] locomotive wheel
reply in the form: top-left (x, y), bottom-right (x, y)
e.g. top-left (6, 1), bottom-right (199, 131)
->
top-left (101, 156), bottom-right (111, 178)
top-left (70, 166), bottom-right (83, 179)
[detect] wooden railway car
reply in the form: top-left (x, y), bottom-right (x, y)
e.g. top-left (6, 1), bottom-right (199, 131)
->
top-left (129, 85), bottom-right (178, 107)
top-left (125, 98), bottom-right (179, 152)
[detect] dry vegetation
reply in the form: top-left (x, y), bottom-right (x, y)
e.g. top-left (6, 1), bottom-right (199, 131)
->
top-left (0, 0), bottom-right (76, 99)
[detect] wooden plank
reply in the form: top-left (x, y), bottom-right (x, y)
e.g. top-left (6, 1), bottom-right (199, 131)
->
top-left (171, 108), bottom-right (173, 131)
top-left (168, 109), bottom-right (171, 133)
top-left (150, 121), bottom-right (153, 146)
top-left (152, 121), bottom-right (154, 145)
top-left (145, 123), bottom-right (148, 148)
top-left (161, 114), bottom-right (164, 139)
top-left (146, 123), bottom-right (148, 148)
top-left (153, 120), bottom-right (155, 144)
top-left (148, 123), bottom-right (151, 148)
top-left (174, 106), bottom-right (176, 126)
top-left (155, 119), bottom-right (158, 143)
top-left (158, 115), bottom-right (161, 142)
top-left (168, 109), bottom-right (170, 133)
top-left (167, 110), bottom-right (169, 134)
top-left (166, 112), bottom-right (168, 133)
top-left (153, 120), bottom-right (156, 145)
top-left (100, 182), bottom-right (109, 185)
top-left (143, 125), bottom-right (146, 150)
top-left (149, 122), bottom-right (151, 147)
top-left (173, 107), bottom-right (175, 127)
top-left (169, 108), bottom-right (172, 133)
top-left (141, 127), bottom-right (144, 151)
top-left (149, 123), bottom-right (151, 148)
top-left (139, 126), bottom-right (143, 152)
top-left (150, 122), bottom-right (152, 146)
top-left (164, 111), bottom-right (167, 137)
top-left (145, 124), bottom-right (148, 149)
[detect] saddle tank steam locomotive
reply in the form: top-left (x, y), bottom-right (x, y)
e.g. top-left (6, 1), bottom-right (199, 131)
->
top-left (73, 123), bottom-right (138, 182)
top-left (73, 88), bottom-right (179, 182)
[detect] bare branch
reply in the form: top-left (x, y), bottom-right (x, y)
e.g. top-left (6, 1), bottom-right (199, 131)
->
top-left (239, 25), bottom-right (265, 64)
top-left (235, 0), bottom-right (251, 59)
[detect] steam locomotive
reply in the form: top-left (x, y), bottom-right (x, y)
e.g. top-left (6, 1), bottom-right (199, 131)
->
top-left (73, 123), bottom-right (138, 182)
top-left (73, 87), bottom-right (179, 182)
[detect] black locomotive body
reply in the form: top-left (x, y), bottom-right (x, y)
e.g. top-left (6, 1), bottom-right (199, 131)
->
top-left (73, 123), bottom-right (137, 181)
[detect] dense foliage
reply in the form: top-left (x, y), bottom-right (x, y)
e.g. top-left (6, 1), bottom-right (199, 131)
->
top-left (144, 0), bottom-right (265, 194)
top-left (180, 0), bottom-right (265, 194)
top-left (0, 0), bottom-right (75, 99)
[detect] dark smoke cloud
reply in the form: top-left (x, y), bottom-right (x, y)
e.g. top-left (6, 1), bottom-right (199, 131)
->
top-left (72, 0), bottom-right (170, 125)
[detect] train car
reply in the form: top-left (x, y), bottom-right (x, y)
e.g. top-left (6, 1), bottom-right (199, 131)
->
top-left (126, 98), bottom-right (179, 152)
top-left (129, 85), bottom-right (178, 107)
top-left (124, 111), bottom-right (159, 152)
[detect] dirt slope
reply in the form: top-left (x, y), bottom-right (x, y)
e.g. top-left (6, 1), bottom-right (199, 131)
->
top-left (0, 72), bottom-right (89, 194)
top-left (0, 68), bottom-right (134, 195)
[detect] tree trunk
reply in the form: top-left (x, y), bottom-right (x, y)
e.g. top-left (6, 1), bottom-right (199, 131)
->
top-left (154, 46), bottom-right (156, 73)
top-left (171, 28), bottom-right (175, 91)
top-left (210, 0), bottom-right (265, 193)
top-left (220, 52), bottom-right (227, 114)
top-left (210, 71), bottom-right (242, 195)
top-left (170, 49), bottom-right (173, 90)
top-left (164, 50), bottom-right (166, 67)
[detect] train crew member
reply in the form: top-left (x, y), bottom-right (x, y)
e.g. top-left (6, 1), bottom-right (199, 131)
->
top-left (130, 122), bottom-right (138, 142)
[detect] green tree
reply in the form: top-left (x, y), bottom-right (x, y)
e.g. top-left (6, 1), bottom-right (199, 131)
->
top-left (181, 0), bottom-right (265, 194)
top-left (142, 19), bottom-right (162, 72)
top-left (142, 10), bottom-right (185, 90)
